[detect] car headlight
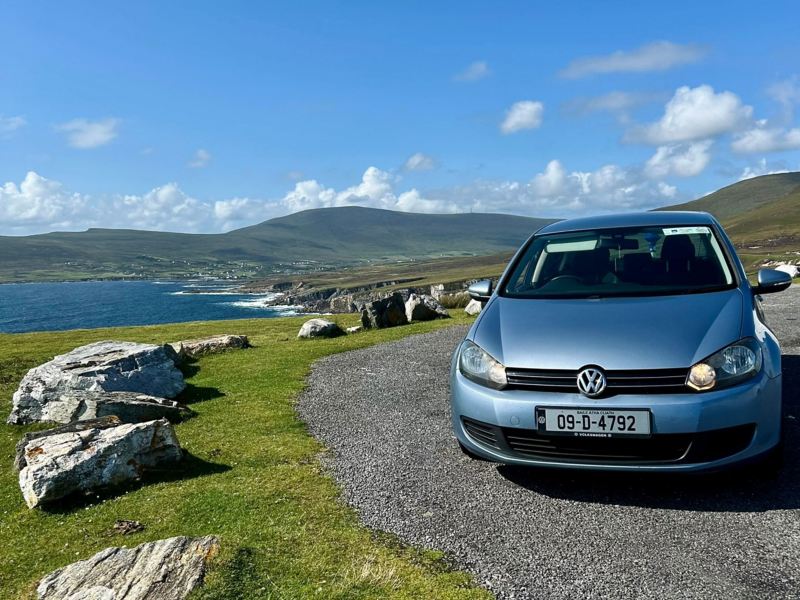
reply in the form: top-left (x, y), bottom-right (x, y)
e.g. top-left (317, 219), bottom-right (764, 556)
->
top-left (459, 340), bottom-right (507, 389)
top-left (687, 338), bottom-right (762, 391)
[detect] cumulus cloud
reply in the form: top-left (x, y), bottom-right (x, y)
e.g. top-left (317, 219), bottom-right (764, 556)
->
top-left (560, 41), bottom-right (707, 79)
top-left (453, 60), bottom-right (491, 82)
top-left (500, 101), bottom-right (544, 134)
top-left (644, 141), bottom-right (713, 178)
top-left (1, 160), bottom-right (687, 235)
top-left (0, 115), bottom-right (26, 135)
top-left (403, 152), bottom-right (437, 171)
top-left (56, 118), bottom-right (119, 148)
top-left (627, 85), bottom-right (752, 144)
top-left (188, 148), bottom-right (212, 168)
top-left (731, 126), bottom-right (800, 154)
top-left (0, 172), bottom-right (89, 234)
top-left (739, 158), bottom-right (791, 181)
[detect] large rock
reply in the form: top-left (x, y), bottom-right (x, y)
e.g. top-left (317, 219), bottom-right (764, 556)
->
top-left (18, 417), bottom-right (183, 508)
top-left (8, 341), bottom-right (186, 425)
top-left (37, 536), bottom-right (219, 600)
top-left (465, 299), bottom-right (483, 316)
top-left (297, 318), bottom-right (344, 339)
top-left (405, 293), bottom-right (450, 322)
top-left (169, 334), bottom-right (250, 360)
top-left (360, 293), bottom-right (408, 329)
top-left (9, 390), bottom-right (191, 426)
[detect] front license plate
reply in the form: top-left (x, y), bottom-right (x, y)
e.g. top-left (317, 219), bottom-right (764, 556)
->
top-left (536, 407), bottom-right (651, 438)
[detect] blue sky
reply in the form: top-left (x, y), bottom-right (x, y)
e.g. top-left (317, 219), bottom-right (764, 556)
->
top-left (1, 0), bottom-right (799, 234)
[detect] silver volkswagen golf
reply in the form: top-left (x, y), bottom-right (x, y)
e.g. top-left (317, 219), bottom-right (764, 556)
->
top-left (450, 211), bottom-right (792, 472)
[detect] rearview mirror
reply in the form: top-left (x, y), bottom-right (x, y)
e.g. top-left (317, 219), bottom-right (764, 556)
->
top-left (752, 269), bottom-right (792, 295)
top-left (468, 280), bottom-right (493, 302)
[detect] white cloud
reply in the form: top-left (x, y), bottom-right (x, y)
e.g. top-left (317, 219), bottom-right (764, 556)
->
top-left (403, 152), bottom-right (437, 171)
top-left (627, 85), bottom-right (752, 144)
top-left (0, 115), bottom-right (26, 135)
top-left (453, 60), bottom-right (491, 82)
top-left (56, 118), bottom-right (119, 149)
top-left (560, 41), bottom-right (707, 79)
top-left (500, 101), bottom-right (544, 134)
top-left (739, 158), bottom-right (790, 181)
top-left (731, 126), bottom-right (800, 153)
top-left (645, 140), bottom-right (713, 178)
top-left (0, 172), bottom-right (89, 234)
top-left (188, 148), bottom-right (212, 168)
top-left (0, 160), bottom-right (688, 235)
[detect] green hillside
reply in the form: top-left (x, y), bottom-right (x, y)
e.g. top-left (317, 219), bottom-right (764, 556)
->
top-left (0, 207), bottom-right (552, 282)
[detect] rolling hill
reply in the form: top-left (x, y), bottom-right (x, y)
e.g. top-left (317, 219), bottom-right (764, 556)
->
top-left (660, 172), bottom-right (800, 252)
top-left (2, 172), bottom-right (799, 283)
top-left (0, 207), bottom-right (553, 282)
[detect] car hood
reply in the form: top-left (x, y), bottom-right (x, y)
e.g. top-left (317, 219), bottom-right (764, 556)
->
top-left (471, 290), bottom-right (744, 370)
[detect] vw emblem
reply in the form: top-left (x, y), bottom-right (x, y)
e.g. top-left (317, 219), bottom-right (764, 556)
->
top-left (577, 367), bottom-right (606, 398)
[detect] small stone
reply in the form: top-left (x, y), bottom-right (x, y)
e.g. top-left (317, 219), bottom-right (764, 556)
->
top-left (465, 299), bottom-right (483, 315)
top-left (346, 326), bottom-right (362, 334)
top-left (113, 520), bottom-right (145, 535)
top-left (168, 335), bottom-right (250, 360)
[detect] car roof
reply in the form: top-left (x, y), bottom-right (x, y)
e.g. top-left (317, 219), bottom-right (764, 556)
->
top-left (535, 211), bottom-right (718, 235)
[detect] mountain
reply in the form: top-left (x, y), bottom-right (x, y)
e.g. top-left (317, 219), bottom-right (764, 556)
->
top-left (660, 172), bottom-right (800, 252)
top-left (0, 207), bottom-right (553, 282)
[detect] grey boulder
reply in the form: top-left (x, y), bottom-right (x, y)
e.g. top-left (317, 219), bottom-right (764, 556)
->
top-left (169, 334), bottom-right (250, 360)
top-left (465, 299), bottom-right (483, 316)
top-left (18, 417), bottom-right (183, 508)
top-left (360, 293), bottom-right (408, 329)
top-left (37, 536), bottom-right (219, 600)
top-left (404, 293), bottom-right (450, 322)
top-left (8, 341), bottom-right (186, 425)
top-left (298, 318), bottom-right (344, 339)
top-left (9, 390), bottom-right (191, 426)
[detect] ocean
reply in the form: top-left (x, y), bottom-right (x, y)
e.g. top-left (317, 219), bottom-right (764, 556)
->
top-left (0, 280), bottom-right (299, 334)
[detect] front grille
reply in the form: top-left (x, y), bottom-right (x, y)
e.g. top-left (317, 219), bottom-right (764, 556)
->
top-left (463, 418), bottom-right (501, 449)
top-left (462, 417), bottom-right (755, 465)
top-left (505, 367), bottom-right (688, 395)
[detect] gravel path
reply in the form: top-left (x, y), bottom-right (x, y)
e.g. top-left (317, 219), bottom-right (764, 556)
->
top-left (297, 289), bottom-right (800, 599)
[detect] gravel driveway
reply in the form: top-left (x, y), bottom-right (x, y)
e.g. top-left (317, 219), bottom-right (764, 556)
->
top-left (297, 288), bottom-right (800, 599)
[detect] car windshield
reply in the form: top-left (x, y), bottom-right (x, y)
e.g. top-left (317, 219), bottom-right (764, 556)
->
top-left (503, 225), bottom-right (736, 299)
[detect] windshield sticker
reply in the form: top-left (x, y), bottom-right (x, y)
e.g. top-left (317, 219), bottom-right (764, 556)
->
top-left (662, 226), bottom-right (711, 236)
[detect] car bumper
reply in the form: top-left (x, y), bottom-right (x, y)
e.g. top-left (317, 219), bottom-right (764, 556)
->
top-left (450, 368), bottom-right (782, 472)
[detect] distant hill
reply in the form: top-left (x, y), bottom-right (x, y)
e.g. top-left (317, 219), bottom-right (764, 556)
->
top-left (659, 172), bottom-right (800, 252)
top-left (0, 207), bottom-right (553, 282)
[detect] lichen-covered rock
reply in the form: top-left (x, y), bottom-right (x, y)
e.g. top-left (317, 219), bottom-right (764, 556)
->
top-left (37, 536), bottom-right (219, 600)
top-left (18, 418), bottom-right (182, 508)
top-left (404, 293), bottom-right (450, 322)
top-left (360, 293), bottom-right (408, 329)
top-left (465, 299), bottom-right (483, 316)
top-left (8, 341), bottom-right (186, 425)
top-left (9, 390), bottom-right (191, 426)
top-left (169, 335), bottom-right (250, 360)
top-left (298, 318), bottom-right (344, 339)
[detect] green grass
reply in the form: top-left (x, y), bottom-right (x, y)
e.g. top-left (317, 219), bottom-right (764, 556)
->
top-left (0, 313), bottom-right (490, 599)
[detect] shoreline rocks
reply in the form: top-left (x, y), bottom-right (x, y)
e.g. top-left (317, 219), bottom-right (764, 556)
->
top-left (37, 536), bottom-right (219, 600)
top-left (18, 417), bottom-right (183, 508)
top-left (9, 341), bottom-right (186, 425)
top-left (404, 293), bottom-right (450, 322)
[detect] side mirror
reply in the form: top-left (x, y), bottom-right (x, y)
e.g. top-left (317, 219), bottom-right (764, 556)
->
top-left (752, 268), bottom-right (792, 295)
top-left (468, 280), bottom-right (493, 302)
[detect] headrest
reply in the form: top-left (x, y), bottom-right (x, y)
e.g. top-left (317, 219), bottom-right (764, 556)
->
top-left (661, 235), bottom-right (695, 261)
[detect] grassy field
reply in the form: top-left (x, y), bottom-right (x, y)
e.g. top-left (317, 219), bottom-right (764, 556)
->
top-left (0, 313), bottom-right (490, 599)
